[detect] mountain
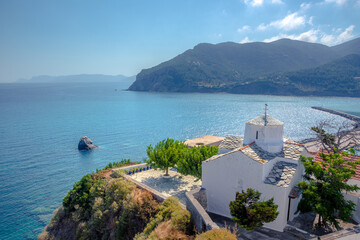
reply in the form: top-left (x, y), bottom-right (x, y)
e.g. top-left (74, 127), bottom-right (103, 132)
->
top-left (229, 54), bottom-right (360, 97)
top-left (18, 74), bottom-right (135, 83)
top-left (332, 37), bottom-right (360, 56)
top-left (128, 38), bottom-right (360, 96)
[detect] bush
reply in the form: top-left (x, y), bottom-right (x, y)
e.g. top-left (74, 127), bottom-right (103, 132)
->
top-left (134, 197), bottom-right (191, 240)
top-left (63, 174), bottom-right (93, 214)
top-left (177, 145), bottom-right (218, 179)
top-left (110, 169), bottom-right (125, 178)
top-left (195, 228), bottom-right (237, 240)
top-left (229, 188), bottom-right (279, 230)
top-left (102, 159), bottom-right (132, 170)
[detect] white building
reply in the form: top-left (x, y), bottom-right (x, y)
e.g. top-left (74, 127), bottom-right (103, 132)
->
top-left (202, 114), bottom-right (311, 232)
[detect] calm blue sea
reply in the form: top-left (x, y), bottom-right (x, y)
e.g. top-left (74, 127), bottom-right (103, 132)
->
top-left (0, 82), bottom-right (359, 239)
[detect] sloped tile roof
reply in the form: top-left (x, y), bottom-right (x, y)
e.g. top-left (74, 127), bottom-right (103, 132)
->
top-left (246, 114), bottom-right (284, 126)
top-left (289, 186), bottom-right (302, 198)
top-left (264, 161), bottom-right (298, 187)
top-left (219, 136), bottom-right (243, 150)
top-left (184, 135), bottom-right (224, 147)
top-left (241, 142), bottom-right (304, 163)
top-left (205, 140), bottom-right (304, 164)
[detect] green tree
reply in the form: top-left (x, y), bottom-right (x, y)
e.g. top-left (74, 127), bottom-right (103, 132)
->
top-left (146, 138), bottom-right (187, 176)
top-left (177, 145), bottom-right (218, 179)
top-left (296, 149), bottom-right (360, 228)
top-left (229, 188), bottom-right (279, 230)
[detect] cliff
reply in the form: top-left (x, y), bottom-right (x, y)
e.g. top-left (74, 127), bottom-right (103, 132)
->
top-left (38, 161), bottom-right (236, 240)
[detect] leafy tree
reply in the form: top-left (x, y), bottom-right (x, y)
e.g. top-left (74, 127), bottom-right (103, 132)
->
top-left (229, 188), bottom-right (279, 230)
top-left (146, 138), bottom-right (187, 176)
top-left (177, 145), bottom-right (218, 179)
top-left (296, 149), bottom-right (360, 228)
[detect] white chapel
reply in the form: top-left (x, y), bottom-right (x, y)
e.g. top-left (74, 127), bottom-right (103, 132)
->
top-left (201, 108), bottom-right (310, 231)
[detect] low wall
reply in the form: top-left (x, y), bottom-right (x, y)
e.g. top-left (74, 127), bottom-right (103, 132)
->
top-left (112, 163), bottom-right (148, 171)
top-left (185, 187), bottom-right (219, 233)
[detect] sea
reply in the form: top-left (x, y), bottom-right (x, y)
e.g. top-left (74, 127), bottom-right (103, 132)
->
top-left (0, 81), bottom-right (359, 240)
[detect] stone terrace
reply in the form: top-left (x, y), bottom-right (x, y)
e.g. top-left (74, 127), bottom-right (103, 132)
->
top-left (129, 169), bottom-right (201, 205)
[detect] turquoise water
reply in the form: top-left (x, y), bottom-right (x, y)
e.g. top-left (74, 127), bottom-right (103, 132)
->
top-left (0, 82), bottom-right (359, 239)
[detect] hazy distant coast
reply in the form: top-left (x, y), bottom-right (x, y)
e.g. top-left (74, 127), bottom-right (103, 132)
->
top-left (17, 74), bottom-right (135, 83)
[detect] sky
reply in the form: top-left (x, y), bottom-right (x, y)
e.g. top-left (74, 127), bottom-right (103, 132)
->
top-left (0, 0), bottom-right (359, 82)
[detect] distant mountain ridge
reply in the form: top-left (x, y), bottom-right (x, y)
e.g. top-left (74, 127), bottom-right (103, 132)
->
top-left (129, 38), bottom-right (360, 97)
top-left (18, 74), bottom-right (135, 83)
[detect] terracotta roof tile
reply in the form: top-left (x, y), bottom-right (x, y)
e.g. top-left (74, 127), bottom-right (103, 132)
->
top-left (314, 151), bottom-right (360, 181)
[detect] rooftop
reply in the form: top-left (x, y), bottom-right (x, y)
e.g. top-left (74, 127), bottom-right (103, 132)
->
top-left (219, 135), bottom-right (243, 150)
top-left (314, 151), bottom-right (360, 181)
top-left (184, 135), bottom-right (224, 148)
top-left (264, 161), bottom-right (298, 187)
top-left (246, 114), bottom-right (284, 126)
top-left (242, 142), bottom-right (304, 163)
top-left (205, 140), bottom-right (304, 164)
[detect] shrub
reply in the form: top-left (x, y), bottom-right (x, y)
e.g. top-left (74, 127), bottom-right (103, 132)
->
top-left (63, 174), bottom-right (93, 214)
top-left (195, 228), bottom-right (237, 240)
top-left (229, 188), bottom-right (279, 230)
top-left (110, 169), bottom-right (125, 178)
top-left (103, 159), bottom-right (131, 170)
top-left (134, 197), bottom-right (191, 240)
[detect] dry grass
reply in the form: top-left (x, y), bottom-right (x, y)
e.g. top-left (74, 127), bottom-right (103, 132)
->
top-left (195, 228), bottom-right (238, 240)
top-left (153, 220), bottom-right (190, 240)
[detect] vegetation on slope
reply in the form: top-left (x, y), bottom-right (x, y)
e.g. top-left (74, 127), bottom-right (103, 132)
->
top-left (268, 54), bottom-right (360, 96)
top-left (39, 158), bottom-right (235, 240)
top-left (39, 160), bottom-right (161, 240)
top-left (129, 38), bottom-right (360, 96)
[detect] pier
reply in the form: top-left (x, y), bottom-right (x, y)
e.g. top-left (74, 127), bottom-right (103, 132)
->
top-left (312, 107), bottom-right (360, 124)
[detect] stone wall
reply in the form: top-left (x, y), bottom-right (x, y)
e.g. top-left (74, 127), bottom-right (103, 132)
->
top-left (185, 187), bottom-right (219, 233)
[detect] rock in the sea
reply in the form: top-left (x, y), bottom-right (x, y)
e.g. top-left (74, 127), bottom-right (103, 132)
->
top-left (78, 136), bottom-right (98, 150)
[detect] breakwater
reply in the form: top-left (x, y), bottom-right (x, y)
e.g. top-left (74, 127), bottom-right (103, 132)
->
top-left (312, 107), bottom-right (360, 126)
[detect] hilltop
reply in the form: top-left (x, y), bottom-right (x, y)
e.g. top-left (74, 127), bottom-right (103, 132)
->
top-left (128, 38), bottom-right (360, 96)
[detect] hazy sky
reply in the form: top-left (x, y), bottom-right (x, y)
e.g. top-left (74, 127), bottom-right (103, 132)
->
top-left (0, 0), bottom-right (359, 82)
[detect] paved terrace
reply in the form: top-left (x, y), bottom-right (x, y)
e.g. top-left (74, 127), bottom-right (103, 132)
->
top-left (129, 169), bottom-right (201, 205)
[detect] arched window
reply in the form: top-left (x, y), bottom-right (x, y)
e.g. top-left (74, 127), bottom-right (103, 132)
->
top-left (256, 131), bottom-right (258, 139)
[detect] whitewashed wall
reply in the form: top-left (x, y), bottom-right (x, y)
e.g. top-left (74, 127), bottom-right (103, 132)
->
top-left (243, 124), bottom-right (283, 153)
top-left (202, 151), bottom-right (306, 232)
top-left (202, 151), bottom-right (263, 218)
top-left (344, 179), bottom-right (360, 223)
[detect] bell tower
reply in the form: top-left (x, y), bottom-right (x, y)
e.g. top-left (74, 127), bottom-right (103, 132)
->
top-left (243, 105), bottom-right (284, 153)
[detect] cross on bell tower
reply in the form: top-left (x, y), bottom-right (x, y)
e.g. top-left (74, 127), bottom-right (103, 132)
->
top-left (264, 104), bottom-right (268, 126)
